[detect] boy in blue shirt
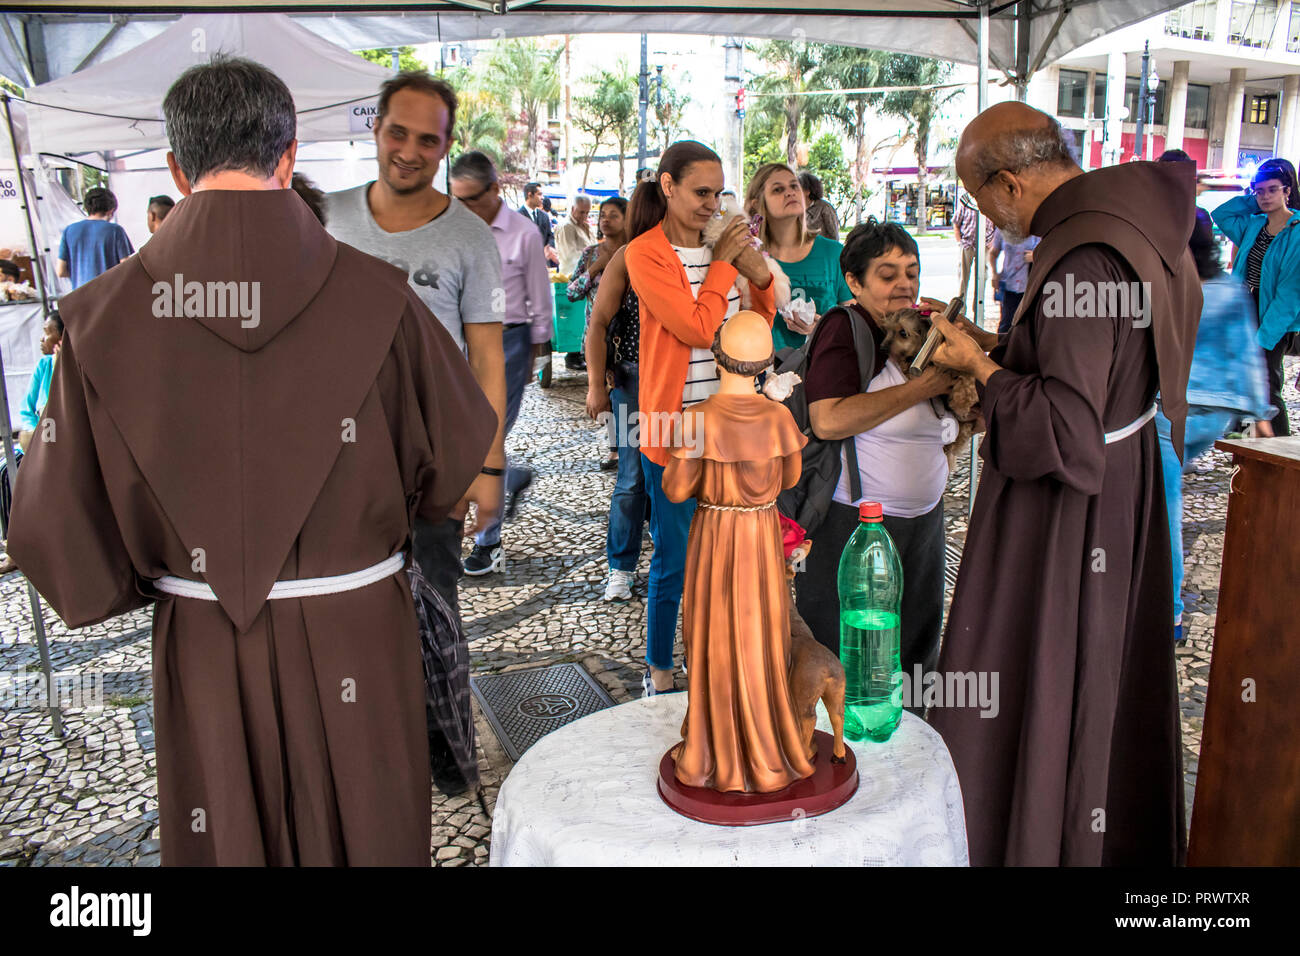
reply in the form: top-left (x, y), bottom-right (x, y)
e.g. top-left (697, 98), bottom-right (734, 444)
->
top-left (57, 187), bottom-right (134, 288)
top-left (19, 311), bottom-right (64, 452)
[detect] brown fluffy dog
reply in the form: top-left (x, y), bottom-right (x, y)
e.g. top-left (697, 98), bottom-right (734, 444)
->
top-left (876, 307), bottom-right (983, 466)
top-left (786, 541), bottom-right (846, 764)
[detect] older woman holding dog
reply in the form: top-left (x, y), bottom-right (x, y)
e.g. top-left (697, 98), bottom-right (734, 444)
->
top-left (745, 162), bottom-right (853, 352)
top-left (625, 140), bottom-right (777, 697)
top-left (796, 220), bottom-right (960, 697)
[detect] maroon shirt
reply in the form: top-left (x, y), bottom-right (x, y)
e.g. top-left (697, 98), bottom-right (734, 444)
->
top-left (803, 302), bottom-right (889, 404)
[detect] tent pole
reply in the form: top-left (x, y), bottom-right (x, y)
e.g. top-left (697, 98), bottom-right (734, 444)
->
top-left (1, 91), bottom-right (62, 739)
top-left (1015, 1), bottom-right (1031, 102)
top-left (969, 2), bottom-right (990, 516)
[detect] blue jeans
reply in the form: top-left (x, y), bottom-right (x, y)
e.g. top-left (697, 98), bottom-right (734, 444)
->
top-left (607, 377), bottom-right (647, 572)
top-left (477, 323), bottom-right (534, 548)
top-left (1156, 408), bottom-right (1233, 623)
top-left (641, 453), bottom-right (695, 671)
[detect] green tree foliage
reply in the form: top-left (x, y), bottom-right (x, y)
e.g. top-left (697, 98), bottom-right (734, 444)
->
top-left (486, 39), bottom-right (561, 179)
top-left (742, 111), bottom-right (783, 186)
top-left (815, 46), bottom-right (885, 193)
top-left (442, 65), bottom-right (507, 165)
top-left (572, 63), bottom-right (638, 190)
top-left (873, 54), bottom-right (960, 234)
top-left (807, 133), bottom-right (852, 208)
top-left (747, 39), bottom-right (839, 167)
top-left (358, 46), bottom-right (426, 73)
top-left (650, 72), bottom-right (692, 155)
top-left (453, 88), bottom-right (508, 165)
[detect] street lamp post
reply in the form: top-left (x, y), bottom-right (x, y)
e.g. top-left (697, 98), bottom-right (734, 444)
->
top-left (637, 34), bottom-right (649, 178)
top-left (1134, 41), bottom-right (1160, 161)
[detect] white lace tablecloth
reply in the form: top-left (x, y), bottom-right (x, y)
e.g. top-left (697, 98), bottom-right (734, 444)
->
top-left (490, 694), bottom-right (969, 866)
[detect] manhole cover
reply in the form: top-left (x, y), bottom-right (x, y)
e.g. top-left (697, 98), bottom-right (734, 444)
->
top-left (471, 662), bottom-right (614, 761)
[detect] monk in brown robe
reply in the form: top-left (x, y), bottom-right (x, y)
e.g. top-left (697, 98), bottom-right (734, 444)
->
top-left (926, 103), bottom-right (1198, 866)
top-left (7, 58), bottom-right (493, 865)
top-left (663, 311), bottom-right (814, 793)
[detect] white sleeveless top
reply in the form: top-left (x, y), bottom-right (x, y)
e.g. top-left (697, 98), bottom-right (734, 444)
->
top-left (832, 359), bottom-right (951, 518)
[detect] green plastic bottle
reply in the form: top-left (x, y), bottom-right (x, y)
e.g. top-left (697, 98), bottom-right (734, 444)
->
top-left (837, 501), bottom-right (904, 742)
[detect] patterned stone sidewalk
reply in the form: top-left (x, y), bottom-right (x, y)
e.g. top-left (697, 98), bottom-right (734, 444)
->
top-left (1, 358), bottom-right (1295, 866)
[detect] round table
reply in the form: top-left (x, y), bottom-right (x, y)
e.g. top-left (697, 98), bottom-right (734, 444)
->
top-left (490, 694), bottom-right (969, 866)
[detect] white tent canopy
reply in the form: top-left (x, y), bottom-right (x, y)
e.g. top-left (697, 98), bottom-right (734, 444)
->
top-left (1, 1), bottom-right (1195, 87)
top-left (20, 13), bottom-right (392, 155)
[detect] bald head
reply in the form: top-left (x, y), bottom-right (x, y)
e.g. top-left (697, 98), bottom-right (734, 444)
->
top-left (720, 311), bottom-right (773, 363)
top-left (956, 102), bottom-right (1081, 242)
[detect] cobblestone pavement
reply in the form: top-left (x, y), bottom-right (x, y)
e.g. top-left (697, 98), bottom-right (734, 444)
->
top-left (2, 357), bottom-right (1296, 867)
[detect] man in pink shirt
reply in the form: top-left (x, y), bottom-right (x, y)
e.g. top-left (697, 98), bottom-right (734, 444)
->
top-left (450, 151), bottom-right (554, 574)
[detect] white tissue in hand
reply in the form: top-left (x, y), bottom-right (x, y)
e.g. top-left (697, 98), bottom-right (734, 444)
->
top-left (762, 371), bottom-right (802, 402)
top-left (783, 297), bottom-right (817, 325)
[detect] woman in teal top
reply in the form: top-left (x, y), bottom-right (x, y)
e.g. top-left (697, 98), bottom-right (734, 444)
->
top-left (745, 162), bottom-right (852, 351)
top-left (1210, 157), bottom-right (1300, 436)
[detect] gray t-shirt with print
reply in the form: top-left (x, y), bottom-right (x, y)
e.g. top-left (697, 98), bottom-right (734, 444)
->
top-left (324, 183), bottom-right (504, 351)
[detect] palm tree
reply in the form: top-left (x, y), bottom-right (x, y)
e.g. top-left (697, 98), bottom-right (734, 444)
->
top-left (572, 64), bottom-right (638, 188)
top-left (650, 73), bottom-right (691, 155)
top-left (486, 39), bottom-right (561, 179)
top-left (453, 88), bottom-right (508, 164)
top-left (748, 39), bottom-right (838, 167)
top-left (816, 46), bottom-right (886, 202)
top-left (874, 54), bottom-right (960, 235)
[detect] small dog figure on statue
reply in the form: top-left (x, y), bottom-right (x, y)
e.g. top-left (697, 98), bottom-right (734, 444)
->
top-left (701, 194), bottom-right (792, 313)
top-left (785, 539), bottom-right (847, 765)
top-left (876, 307), bottom-right (984, 467)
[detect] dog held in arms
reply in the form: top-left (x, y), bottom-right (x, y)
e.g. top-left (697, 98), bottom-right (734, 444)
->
top-left (876, 306), bottom-right (983, 467)
top-left (701, 194), bottom-right (792, 313)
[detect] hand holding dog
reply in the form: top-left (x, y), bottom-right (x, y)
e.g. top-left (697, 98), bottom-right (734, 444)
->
top-left (929, 310), bottom-right (1001, 385)
top-left (919, 296), bottom-right (1000, 352)
top-left (712, 216), bottom-right (753, 265)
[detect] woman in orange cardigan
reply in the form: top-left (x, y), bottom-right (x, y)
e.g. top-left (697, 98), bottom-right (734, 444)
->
top-left (624, 140), bottom-right (776, 696)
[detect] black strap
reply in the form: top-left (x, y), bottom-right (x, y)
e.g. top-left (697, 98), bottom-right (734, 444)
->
top-left (838, 306), bottom-right (879, 504)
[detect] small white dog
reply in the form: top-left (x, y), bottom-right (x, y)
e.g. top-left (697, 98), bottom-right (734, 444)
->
top-left (701, 194), bottom-right (792, 313)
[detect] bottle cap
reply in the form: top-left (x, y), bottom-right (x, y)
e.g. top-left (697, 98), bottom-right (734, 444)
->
top-left (858, 502), bottom-right (883, 522)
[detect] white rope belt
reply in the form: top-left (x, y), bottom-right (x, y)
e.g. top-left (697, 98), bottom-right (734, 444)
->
top-left (1104, 404), bottom-right (1158, 445)
top-left (697, 500), bottom-right (777, 513)
top-left (154, 551), bottom-right (405, 602)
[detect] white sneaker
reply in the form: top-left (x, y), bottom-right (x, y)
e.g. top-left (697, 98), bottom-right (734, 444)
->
top-left (603, 569), bottom-right (634, 602)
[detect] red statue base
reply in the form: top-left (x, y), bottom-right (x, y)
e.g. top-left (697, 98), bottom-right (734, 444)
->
top-left (657, 730), bottom-right (859, 827)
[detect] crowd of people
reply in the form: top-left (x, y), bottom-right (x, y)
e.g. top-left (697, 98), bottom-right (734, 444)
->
top-left (1, 54), bottom-right (1296, 867)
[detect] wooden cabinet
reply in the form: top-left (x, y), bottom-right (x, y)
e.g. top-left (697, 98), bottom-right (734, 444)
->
top-left (1188, 437), bottom-right (1300, 865)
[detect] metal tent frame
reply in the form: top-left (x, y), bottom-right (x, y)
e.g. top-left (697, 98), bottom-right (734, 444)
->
top-left (0, 0), bottom-right (1174, 736)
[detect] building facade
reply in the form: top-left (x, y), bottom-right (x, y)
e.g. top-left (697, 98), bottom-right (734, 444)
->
top-left (1030, 0), bottom-right (1300, 171)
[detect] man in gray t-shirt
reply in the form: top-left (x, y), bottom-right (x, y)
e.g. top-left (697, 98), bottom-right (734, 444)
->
top-left (324, 75), bottom-right (509, 798)
top-left (325, 184), bottom-right (503, 352)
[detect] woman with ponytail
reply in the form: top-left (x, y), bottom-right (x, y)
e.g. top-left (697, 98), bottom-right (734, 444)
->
top-left (624, 140), bottom-right (777, 696)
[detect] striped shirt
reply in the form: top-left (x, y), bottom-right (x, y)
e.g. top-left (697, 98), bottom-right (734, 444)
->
top-left (673, 243), bottom-right (740, 407)
top-left (1244, 225), bottom-right (1275, 297)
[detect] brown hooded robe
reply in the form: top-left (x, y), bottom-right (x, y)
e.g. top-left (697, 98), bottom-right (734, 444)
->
top-left (930, 162), bottom-right (1200, 866)
top-left (7, 189), bottom-right (494, 866)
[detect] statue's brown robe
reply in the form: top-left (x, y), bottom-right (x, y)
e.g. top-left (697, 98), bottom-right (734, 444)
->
top-left (664, 394), bottom-right (813, 793)
top-left (931, 162), bottom-right (1200, 866)
top-left (8, 189), bottom-right (494, 866)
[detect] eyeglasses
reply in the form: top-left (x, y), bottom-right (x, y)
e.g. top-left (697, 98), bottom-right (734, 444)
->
top-left (1252, 184), bottom-right (1285, 198)
top-left (454, 182), bottom-right (495, 204)
top-left (959, 169), bottom-right (1008, 210)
